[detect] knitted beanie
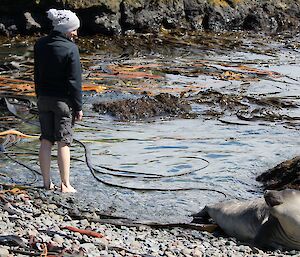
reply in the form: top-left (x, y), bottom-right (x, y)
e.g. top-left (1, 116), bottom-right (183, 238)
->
top-left (47, 9), bottom-right (80, 33)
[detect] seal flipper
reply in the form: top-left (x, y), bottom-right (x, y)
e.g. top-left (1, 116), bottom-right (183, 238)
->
top-left (254, 216), bottom-right (282, 250)
top-left (191, 206), bottom-right (211, 224)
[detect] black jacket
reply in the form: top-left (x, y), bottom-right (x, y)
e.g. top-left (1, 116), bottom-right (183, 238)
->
top-left (34, 30), bottom-right (82, 111)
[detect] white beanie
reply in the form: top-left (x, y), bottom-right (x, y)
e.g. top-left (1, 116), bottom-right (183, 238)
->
top-left (47, 9), bottom-right (80, 33)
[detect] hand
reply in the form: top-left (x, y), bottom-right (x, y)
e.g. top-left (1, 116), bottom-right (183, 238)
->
top-left (74, 110), bottom-right (83, 122)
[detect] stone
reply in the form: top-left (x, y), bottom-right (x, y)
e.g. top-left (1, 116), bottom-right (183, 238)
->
top-left (53, 234), bottom-right (65, 245)
top-left (192, 248), bottom-right (203, 257)
top-left (256, 156), bottom-right (300, 190)
top-left (0, 247), bottom-right (9, 257)
top-left (94, 14), bottom-right (121, 35)
top-left (82, 235), bottom-right (91, 242)
top-left (182, 248), bottom-right (192, 256)
top-left (74, 232), bottom-right (83, 240)
top-left (24, 12), bottom-right (41, 32)
top-left (0, 222), bottom-right (8, 232)
top-left (81, 243), bottom-right (98, 253)
top-left (27, 229), bottom-right (39, 237)
top-left (80, 219), bottom-right (90, 227)
top-left (92, 237), bottom-right (109, 247)
top-left (130, 240), bottom-right (142, 249)
top-left (165, 251), bottom-right (176, 257)
top-left (41, 217), bottom-right (53, 227)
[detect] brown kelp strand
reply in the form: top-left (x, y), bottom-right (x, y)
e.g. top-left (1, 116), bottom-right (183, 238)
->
top-left (189, 89), bottom-right (299, 123)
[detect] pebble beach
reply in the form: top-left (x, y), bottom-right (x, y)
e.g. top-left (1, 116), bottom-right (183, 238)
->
top-left (0, 188), bottom-right (299, 257)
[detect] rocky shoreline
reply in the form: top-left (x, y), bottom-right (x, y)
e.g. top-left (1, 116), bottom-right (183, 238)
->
top-left (1, 0), bottom-right (300, 36)
top-left (0, 186), bottom-right (299, 257)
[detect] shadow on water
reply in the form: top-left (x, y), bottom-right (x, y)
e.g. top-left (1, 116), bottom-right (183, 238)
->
top-left (0, 32), bottom-right (300, 222)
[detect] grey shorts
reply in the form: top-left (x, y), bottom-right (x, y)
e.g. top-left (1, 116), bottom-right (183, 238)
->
top-left (37, 96), bottom-right (73, 145)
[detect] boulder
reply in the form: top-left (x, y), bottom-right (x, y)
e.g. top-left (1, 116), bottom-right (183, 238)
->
top-left (256, 156), bottom-right (300, 190)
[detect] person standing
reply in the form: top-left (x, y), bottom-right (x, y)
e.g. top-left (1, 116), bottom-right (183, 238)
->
top-left (34, 9), bottom-right (83, 193)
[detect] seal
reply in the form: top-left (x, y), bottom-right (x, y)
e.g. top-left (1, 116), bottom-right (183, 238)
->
top-left (192, 189), bottom-right (300, 250)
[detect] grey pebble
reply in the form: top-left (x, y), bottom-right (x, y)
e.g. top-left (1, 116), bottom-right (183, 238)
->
top-left (0, 247), bottom-right (9, 257)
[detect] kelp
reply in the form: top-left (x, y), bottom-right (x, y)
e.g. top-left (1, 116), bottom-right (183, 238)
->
top-left (92, 93), bottom-right (193, 121)
top-left (0, 76), bottom-right (107, 96)
top-left (0, 77), bottom-right (35, 96)
top-left (190, 89), bottom-right (299, 124)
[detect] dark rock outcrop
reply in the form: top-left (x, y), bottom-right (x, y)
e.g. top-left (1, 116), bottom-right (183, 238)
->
top-left (120, 0), bottom-right (187, 32)
top-left (256, 156), bottom-right (300, 190)
top-left (1, 0), bottom-right (300, 35)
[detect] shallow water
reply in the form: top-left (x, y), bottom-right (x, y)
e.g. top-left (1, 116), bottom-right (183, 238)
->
top-left (1, 32), bottom-right (300, 222)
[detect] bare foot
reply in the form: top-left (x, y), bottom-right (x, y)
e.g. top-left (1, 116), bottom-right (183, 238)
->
top-left (61, 183), bottom-right (77, 193)
top-left (44, 182), bottom-right (55, 190)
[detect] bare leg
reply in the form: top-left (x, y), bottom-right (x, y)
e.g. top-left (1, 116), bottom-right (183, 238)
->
top-left (57, 141), bottom-right (76, 193)
top-left (39, 139), bottom-right (54, 190)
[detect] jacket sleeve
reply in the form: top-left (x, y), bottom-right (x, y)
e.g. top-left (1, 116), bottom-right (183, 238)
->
top-left (67, 45), bottom-right (82, 112)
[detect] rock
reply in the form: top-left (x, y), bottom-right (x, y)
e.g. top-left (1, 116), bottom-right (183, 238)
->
top-left (98, 250), bottom-right (109, 256)
top-left (92, 237), bottom-right (109, 247)
top-left (63, 215), bottom-right (72, 221)
top-left (80, 219), bottom-right (90, 227)
top-left (26, 229), bottom-right (39, 237)
top-left (0, 23), bottom-right (9, 36)
top-left (121, 0), bottom-right (186, 32)
top-left (165, 251), bottom-right (176, 257)
top-left (62, 239), bottom-right (72, 249)
top-left (74, 232), bottom-right (83, 240)
top-left (3, 203), bottom-right (23, 217)
top-left (49, 213), bottom-right (61, 221)
top-left (192, 248), bottom-right (203, 257)
top-left (39, 234), bottom-right (52, 243)
top-left (80, 243), bottom-right (99, 253)
top-left (288, 250), bottom-right (298, 255)
top-left (256, 156), bottom-right (300, 190)
top-left (130, 240), bottom-right (142, 249)
top-left (82, 235), bottom-right (91, 243)
top-left (0, 222), bottom-right (8, 232)
top-left (0, 247), bottom-right (9, 257)
top-left (47, 204), bottom-right (58, 210)
top-left (24, 12), bottom-right (41, 33)
top-left (182, 248), bottom-right (192, 256)
top-left (41, 217), bottom-right (53, 227)
top-left (53, 234), bottom-right (65, 245)
top-left (94, 14), bottom-right (122, 35)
